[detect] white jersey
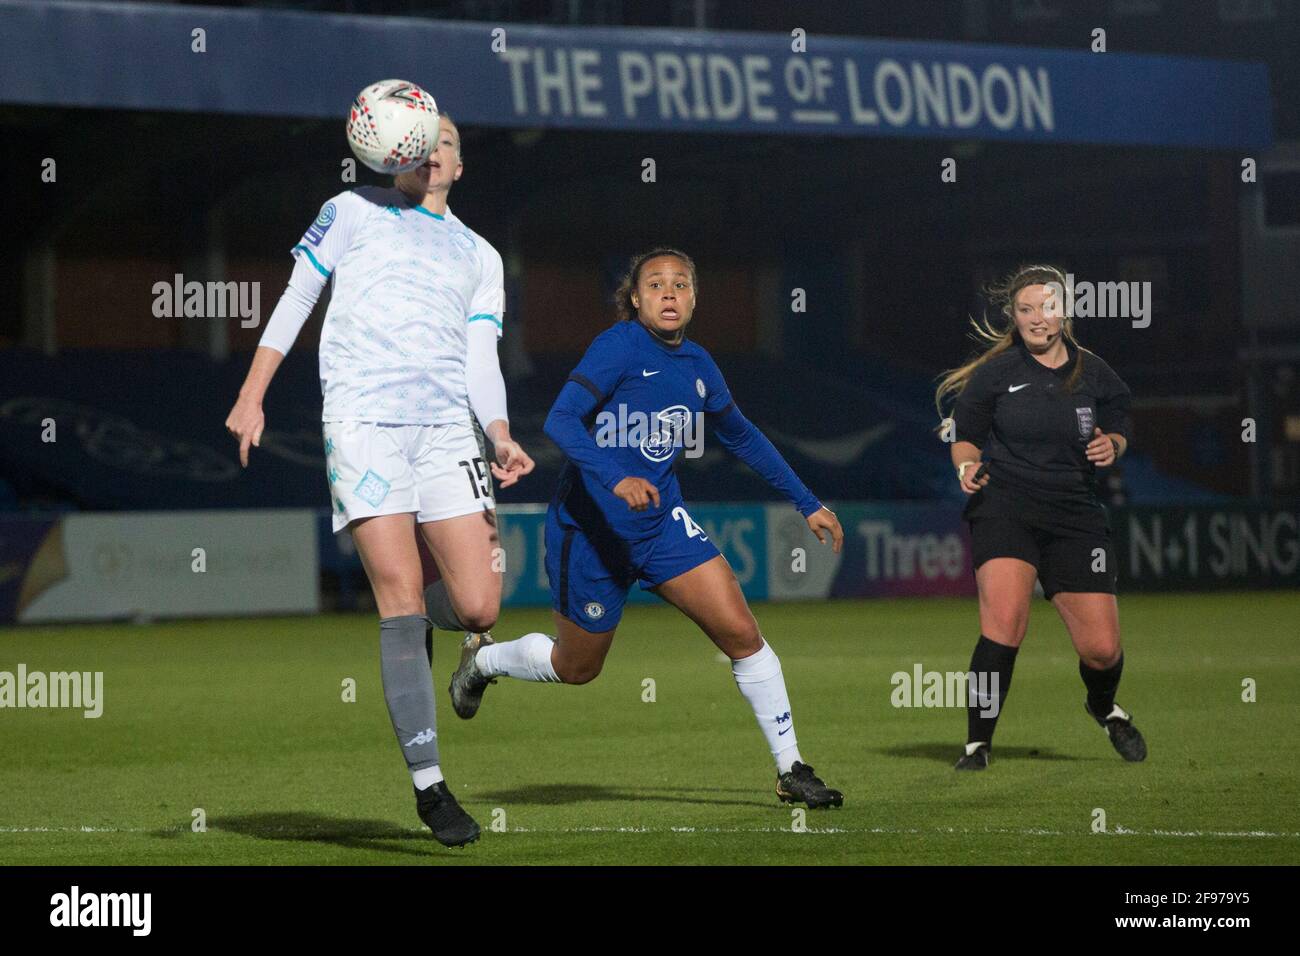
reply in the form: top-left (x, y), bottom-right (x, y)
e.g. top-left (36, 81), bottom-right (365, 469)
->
top-left (289, 186), bottom-right (504, 425)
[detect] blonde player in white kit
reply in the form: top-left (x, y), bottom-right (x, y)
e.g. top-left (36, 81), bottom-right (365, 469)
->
top-left (225, 115), bottom-right (532, 848)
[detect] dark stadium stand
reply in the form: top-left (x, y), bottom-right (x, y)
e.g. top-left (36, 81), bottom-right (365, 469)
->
top-left (0, 346), bottom-right (1214, 513)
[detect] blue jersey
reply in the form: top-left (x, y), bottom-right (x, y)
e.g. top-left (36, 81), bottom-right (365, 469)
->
top-left (545, 320), bottom-right (820, 542)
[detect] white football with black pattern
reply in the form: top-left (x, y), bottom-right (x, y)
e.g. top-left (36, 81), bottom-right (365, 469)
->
top-left (345, 79), bottom-right (440, 174)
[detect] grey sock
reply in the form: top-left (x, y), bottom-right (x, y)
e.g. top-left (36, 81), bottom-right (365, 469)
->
top-left (380, 615), bottom-right (441, 772)
top-left (423, 579), bottom-right (467, 633)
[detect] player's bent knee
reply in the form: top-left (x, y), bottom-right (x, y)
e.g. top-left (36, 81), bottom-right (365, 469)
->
top-left (372, 582), bottom-right (426, 619)
top-left (722, 620), bottom-right (763, 658)
top-left (461, 610), bottom-right (499, 633)
top-left (1080, 643), bottom-right (1122, 670)
top-left (455, 597), bottom-right (499, 633)
top-left (983, 614), bottom-right (1028, 645)
top-left (555, 659), bottom-right (602, 685)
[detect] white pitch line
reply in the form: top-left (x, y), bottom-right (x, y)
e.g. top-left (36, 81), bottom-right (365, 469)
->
top-left (506, 825), bottom-right (1300, 838)
top-left (0, 824), bottom-right (1296, 839)
top-left (0, 826), bottom-right (169, 833)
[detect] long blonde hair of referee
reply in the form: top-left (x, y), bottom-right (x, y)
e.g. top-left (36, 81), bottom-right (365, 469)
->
top-left (935, 264), bottom-right (1088, 424)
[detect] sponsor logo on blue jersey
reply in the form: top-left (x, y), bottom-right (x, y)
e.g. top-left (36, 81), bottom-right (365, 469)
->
top-left (641, 406), bottom-right (692, 463)
top-left (593, 404), bottom-right (704, 461)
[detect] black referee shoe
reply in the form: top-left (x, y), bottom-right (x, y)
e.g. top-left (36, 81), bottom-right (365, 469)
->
top-left (415, 781), bottom-right (481, 848)
top-left (1085, 701), bottom-right (1148, 762)
top-left (954, 743), bottom-right (990, 771)
top-left (776, 762), bottom-right (843, 809)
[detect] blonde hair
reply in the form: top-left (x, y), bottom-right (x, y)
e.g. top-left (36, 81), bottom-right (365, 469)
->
top-left (934, 264), bottom-right (1086, 423)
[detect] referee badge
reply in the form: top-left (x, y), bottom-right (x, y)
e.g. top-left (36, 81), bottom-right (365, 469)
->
top-left (1075, 406), bottom-right (1095, 440)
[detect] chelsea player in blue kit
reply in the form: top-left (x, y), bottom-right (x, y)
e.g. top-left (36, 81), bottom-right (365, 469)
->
top-left (447, 249), bottom-right (845, 808)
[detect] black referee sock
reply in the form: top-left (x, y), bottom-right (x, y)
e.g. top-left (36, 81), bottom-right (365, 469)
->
top-left (1080, 653), bottom-right (1124, 719)
top-left (966, 635), bottom-right (1018, 748)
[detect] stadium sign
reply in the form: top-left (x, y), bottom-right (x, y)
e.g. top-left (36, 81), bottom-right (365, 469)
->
top-left (767, 502), bottom-right (975, 599)
top-left (0, 511), bottom-right (318, 623)
top-left (5, 503), bottom-right (1295, 623)
top-left (0, 1), bottom-right (1271, 149)
top-left (1115, 505), bottom-right (1300, 590)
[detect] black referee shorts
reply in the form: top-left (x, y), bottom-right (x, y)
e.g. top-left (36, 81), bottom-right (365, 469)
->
top-left (968, 514), bottom-right (1117, 599)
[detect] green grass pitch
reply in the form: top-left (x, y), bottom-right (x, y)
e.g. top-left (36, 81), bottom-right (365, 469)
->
top-left (2, 592), bottom-right (1297, 865)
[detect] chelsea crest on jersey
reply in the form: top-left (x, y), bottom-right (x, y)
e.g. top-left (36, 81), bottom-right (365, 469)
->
top-left (291, 186), bottom-right (504, 424)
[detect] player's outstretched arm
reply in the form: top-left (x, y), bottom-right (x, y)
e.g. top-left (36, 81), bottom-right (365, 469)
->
top-left (226, 345), bottom-right (284, 468)
top-left (709, 404), bottom-right (842, 552)
top-left (543, 381), bottom-right (637, 496)
top-left (805, 506), bottom-right (844, 552)
top-left (483, 419), bottom-right (534, 489)
top-left (223, 253), bottom-right (328, 468)
top-left (545, 329), bottom-right (657, 511)
top-left (465, 320), bottom-right (533, 488)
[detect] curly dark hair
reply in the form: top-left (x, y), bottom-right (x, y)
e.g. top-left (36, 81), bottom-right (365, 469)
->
top-left (613, 247), bottom-right (698, 323)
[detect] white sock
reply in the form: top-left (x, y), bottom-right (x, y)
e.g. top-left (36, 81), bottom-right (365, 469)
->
top-left (476, 632), bottom-right (560, 683)
top-left (731, 640), bottom-right (802, 774)
top-left (411, 765), bottom-right (444, 791)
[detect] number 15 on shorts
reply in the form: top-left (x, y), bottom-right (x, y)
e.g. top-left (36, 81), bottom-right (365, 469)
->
top-left (458, 457), bottom-right (491, 500)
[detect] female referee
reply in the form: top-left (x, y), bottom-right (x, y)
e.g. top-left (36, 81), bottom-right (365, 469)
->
top-left (224, 114), bottom-right (534, 845)
top-left (445, 248), bottom-right (846, 809)
top-left (936, 264), bottom-right (1147, 771)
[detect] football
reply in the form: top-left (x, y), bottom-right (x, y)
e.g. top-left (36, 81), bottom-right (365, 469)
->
top-left (345, 79), bottom-right (440, 174)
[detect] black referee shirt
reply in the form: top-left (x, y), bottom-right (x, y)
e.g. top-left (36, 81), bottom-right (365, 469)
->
top-left (953, 339), bottom-right (1131, 511)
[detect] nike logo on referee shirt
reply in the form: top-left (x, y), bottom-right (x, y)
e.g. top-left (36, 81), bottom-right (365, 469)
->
top-left (1008, 383), bottom-right (1031, 392)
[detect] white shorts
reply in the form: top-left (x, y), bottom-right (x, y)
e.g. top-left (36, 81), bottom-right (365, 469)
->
top-left (322, 419), bottom-right (494, 534)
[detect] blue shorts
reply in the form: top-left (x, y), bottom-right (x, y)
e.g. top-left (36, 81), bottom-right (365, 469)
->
top-left (545, 503), bottom-right (720, 632)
